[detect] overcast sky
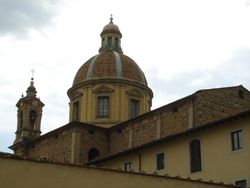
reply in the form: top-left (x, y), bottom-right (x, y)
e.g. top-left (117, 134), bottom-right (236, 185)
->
top-left (1, 0), bottom-right (250, 152)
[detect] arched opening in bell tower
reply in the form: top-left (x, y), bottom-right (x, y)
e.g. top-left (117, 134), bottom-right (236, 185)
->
top-left (29, 110), bottom-right (37, 130)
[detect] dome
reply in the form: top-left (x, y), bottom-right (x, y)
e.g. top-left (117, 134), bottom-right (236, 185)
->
top-left (67, 18), bottom-right (153, 127)
top-left (73, 51), bottom-right (148, 86)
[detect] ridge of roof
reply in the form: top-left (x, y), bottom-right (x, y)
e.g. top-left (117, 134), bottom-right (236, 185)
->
top-left (194, 85), bottom-right (249, 94)
top-left (110, 85), bottom-right (249, 130)
top-left (110, 93), bottom-right (194, 130)
top-left (9, 121), bottom-right (107, 149)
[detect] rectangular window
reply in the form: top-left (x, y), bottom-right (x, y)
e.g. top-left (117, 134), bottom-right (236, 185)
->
top-left (190, 139), bottom-right (202, 173)
top-left (156, 153), bottom-right (165, 170)
top-left (130, 99), bottom-right (139, 118)
top-left (108, 37), bottom-right (112, 50)
top-left (235, 180), bottom-right (247, 188)
top-left (124, 162), bottom-right (131, 171)
top-left (231, 130), bottom-right (243, 151)
top-left (73, 101), bottom-right (80, 121)
top-left (115, 38), bottom-right (119, 51)
top-left (98, 96), bottom-right (109, 118)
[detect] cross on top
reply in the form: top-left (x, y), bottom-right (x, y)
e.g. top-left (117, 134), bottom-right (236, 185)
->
top-left (31, 69), bottom-right (35, 81)
top-left (31, 69), bottom-right (35, 77)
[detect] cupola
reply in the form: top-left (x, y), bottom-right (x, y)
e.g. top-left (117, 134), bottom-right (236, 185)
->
top-left (99, 15), bottom-right (123, 53)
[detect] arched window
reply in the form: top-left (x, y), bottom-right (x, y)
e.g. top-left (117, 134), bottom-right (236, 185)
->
top-left (29, 110), bottom-right (37, 128)
top-left (88, 148), bottom-right (100, 161)
top-left (189, 139), bottom-right (202, 173)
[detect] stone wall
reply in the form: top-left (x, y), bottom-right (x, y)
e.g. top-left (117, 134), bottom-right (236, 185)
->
top-left (132, 115), bottom-right (157, 147)
top-left (109, 97), bottom-right (193, 154)
top-left (108, 86), bottom-right (250, 155)
top-left (109, 124), bottom-right (131, 154)
top-left (27, 127), bottom-right (74, 163)
top-left (15, 86), bottom-right (250, 166)
top-left (194, 86), bottom-right (250, 127)
top-left (160, 100), bottom-right (192, 137)
top-left (26, 123), bottom-right (109, 165)
top-left (78, 126), bottom-right (109, 164)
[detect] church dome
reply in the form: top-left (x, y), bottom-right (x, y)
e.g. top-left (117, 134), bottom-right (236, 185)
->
top-left (73, 51), bottom-right (147, 86)
top-left (67, 17), bottom-right (153, 127)
top-left (72, 16), bottom-right (148, 87)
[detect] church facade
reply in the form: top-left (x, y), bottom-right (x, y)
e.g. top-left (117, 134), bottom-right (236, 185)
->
top-left (9, 18), bottom-right (250, 188)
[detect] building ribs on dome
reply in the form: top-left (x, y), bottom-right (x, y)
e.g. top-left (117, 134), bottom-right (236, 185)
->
top-left (73, 52), bottom-right (148, 86)
top-left (71, 16), bottom-right (149, 88)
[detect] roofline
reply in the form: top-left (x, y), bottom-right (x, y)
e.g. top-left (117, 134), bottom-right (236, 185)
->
top-left (9, 121), bottom-right (108, 149)
top-left (194, 84), bottom-right (249, 94)
top-left (70, 85), bottom-right (247, 131)
top-left (88, 109), bottom-right (250, 165)
top-left (0, 152), bottom-right (235, 188)
top-left (110, 84), bottom-right (249, 130)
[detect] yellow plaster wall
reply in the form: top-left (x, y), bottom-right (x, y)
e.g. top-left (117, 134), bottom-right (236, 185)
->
top-left (0, 156), bottom-right (234, 188)
top-left (97, 117), bottom-right (250, 186)
top-left (69, 82), bottom-right (152, 128)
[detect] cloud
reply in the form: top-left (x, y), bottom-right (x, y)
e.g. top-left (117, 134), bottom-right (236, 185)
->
top-left (0, 132), bottom-right (15, 153)
top-left (0, 0), bottom-right (62, 37)
top-left (209, 49), bottom-right (250, 87)
top-left (149, 48), bottom-right (250, 109)
top-left (246, 0), bottom-right (250, 6)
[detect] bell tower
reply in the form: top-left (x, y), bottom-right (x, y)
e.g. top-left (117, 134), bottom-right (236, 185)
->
top-left (14, 77), bottom-right (44, 145)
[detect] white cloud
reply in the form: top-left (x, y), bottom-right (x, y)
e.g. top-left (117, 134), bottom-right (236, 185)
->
top-left (0, 0), bottom-right (63, 37)
top-left (149, 48), bottom-right (250, 109)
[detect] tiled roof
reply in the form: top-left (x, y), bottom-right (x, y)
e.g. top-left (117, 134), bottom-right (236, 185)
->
top-left (73, 51), bottom-right (147, 86)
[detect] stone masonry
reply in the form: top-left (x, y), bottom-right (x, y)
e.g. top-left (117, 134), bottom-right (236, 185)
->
top-left (12, 85), bottom-right (250, 165)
